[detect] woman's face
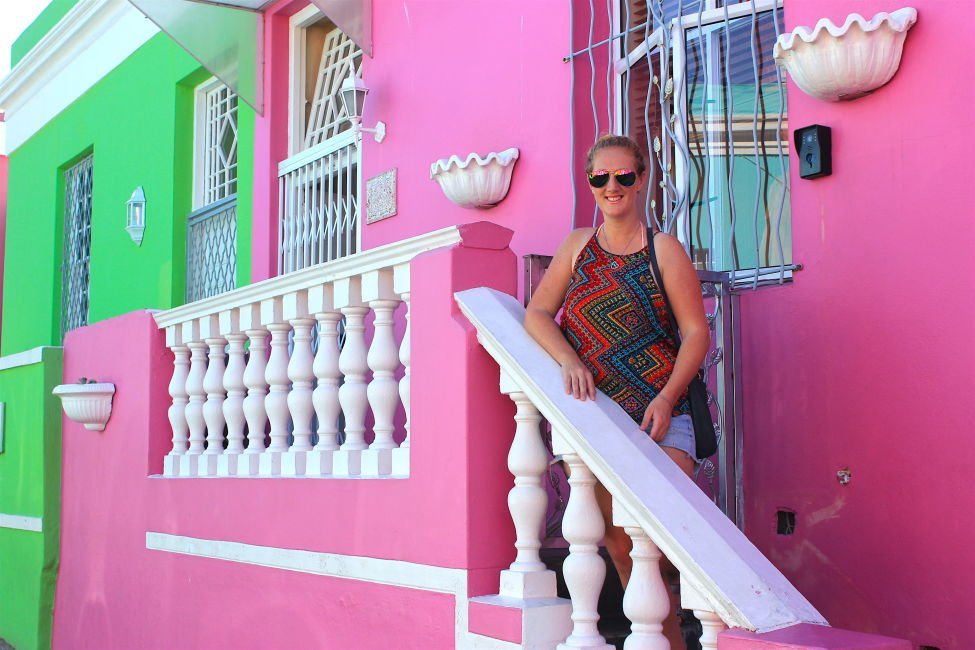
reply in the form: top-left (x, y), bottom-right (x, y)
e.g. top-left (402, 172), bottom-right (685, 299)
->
top-left (588, 146), bottom-right (645, 220)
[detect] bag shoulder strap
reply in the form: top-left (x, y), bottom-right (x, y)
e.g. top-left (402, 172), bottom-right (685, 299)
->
top-left (646, 227), bottom-right (682, 349)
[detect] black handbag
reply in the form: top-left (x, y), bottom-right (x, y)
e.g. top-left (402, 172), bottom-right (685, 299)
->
top-left (646, 229), bottom-right (718, 459)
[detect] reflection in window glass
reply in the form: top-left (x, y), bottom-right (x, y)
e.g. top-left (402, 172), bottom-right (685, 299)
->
top-left (685, 11), bottom-right (791, 272)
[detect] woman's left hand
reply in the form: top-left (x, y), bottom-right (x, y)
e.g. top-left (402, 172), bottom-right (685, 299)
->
top-left (640, 396), bottom-right (673, 442)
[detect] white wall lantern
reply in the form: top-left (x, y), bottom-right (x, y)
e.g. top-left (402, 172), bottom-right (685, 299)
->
top-left (126, 186), bottom-right (147, 246)
top-left (773, 8), bottom-right (918, 102)
top-left (340, 73), bottom-right (386, 142)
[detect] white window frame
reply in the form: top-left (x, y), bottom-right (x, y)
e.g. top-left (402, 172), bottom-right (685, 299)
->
top-left (612, 0), bottom-right (791, 278)
top-left (289, 4), bottom-right (326, 156)
top-left (278, 4), bottom-right (364, 272)
top-left (192, 76), bottom-right (238, 210)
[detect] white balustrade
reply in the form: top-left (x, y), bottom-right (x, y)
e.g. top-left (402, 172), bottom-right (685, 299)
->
top-left (241, 323), bottom-right (268, 476)
top-left (681, 579), bottom-right (728, 650)
top-left (557, 448), bottom-right (613, 650)
top-left (201, 335), bottom-right (227, 476)
top-left (615, 503), bottom-right (671, 650)
top-left (152, 227), bottom-right (470, 480)
top-left (497, 373), bottom-right (557, 600)
top-left (288, 316), bottom-right (316, 455)
top-left (164, 345), bottom-right (190, 475)
top-left (183, 340), bottom-right (208, 476)
top-left (455, 286), bottom-right (825, 650)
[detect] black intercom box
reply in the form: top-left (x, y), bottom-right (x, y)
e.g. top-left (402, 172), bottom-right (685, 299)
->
top-left (794, 124), bottom-right (832, 179)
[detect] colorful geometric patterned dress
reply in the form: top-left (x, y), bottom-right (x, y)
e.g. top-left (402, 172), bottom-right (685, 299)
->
top-left (560, 231), bottom-right (690, 423)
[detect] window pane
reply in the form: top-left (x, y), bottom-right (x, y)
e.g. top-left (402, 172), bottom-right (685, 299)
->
top-left (684, 11), bottom-right (791, 272)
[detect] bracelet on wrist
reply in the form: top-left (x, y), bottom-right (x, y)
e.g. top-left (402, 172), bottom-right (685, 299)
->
top-left (657, 393), bottom-right (674, 409)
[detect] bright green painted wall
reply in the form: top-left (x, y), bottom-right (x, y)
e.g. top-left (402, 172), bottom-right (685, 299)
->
top-left (0, 348), bottom-right (63, 650)
top-left (2, 33), bottom-right (254, 355)
top-left (10, 1), bottom-right (77, 67)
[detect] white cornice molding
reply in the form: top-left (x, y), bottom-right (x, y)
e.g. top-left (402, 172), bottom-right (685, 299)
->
top-left (0, 0), bottom-right (159, 152)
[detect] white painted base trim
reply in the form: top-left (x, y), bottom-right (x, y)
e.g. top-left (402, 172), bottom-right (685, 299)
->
top-left (0, 513), bottom-right (43, 532)
top-left (0, 346), bottom-right (60, 371)
top-left (146, 532), bottom-right (519, 649)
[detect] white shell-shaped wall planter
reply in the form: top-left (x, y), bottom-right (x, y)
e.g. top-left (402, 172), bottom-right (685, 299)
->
top-left (773, 8), bottom-right (917, 101)
top-left (430, 148), bottom-right (520, 209)
top-left (53, 382), bottom-right (116, 431)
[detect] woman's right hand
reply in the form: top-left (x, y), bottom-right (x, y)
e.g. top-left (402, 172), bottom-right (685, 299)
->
top-left (560, 355), bottom-right (597, 401)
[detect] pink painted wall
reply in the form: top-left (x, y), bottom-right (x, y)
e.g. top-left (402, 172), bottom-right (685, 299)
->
top-left (53, 225), bottom-right (521, 648)
top-left (250, 0), bottom-right (606, 290)
top-left (738, 2), bottom-right (975, 649)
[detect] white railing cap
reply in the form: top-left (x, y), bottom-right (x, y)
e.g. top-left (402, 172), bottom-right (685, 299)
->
top-left (155, 222), bottom-right (512, 330)
top-left (455, 286), bottom-right (827, 633)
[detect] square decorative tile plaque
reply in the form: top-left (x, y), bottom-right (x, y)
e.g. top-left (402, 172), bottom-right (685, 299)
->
top-left (366, 168), bottom-right (397, 224)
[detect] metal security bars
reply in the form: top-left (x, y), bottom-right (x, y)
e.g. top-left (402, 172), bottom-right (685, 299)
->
top-left (278, 21), bottom-right (362, 275)
top-left (278, 132), bottom-right (359, 274)
top-left (60, 155), bottom-right (94, 338)
top-left (186, 196), bottom-right (238, 303)
top-left (572, 0), bottom-right (793, 286)
top-left (187, 80), bottom-right (239, 303)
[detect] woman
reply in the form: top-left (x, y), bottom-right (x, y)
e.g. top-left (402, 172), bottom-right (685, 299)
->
top-left (524, 134), bottom-right (709, 631)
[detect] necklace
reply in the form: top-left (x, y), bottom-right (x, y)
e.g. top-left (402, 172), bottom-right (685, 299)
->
top-left (597, 223), bottom-right (643, 255)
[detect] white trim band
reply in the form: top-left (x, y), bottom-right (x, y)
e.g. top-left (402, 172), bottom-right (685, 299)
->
top-left (0, 346), bottom-right (60, 371)
top-left (146, 531), bottom-right (463, 593)
top-left (145, 532), bottom-right (520, 649)
top-left (0, 513), bottom-right (43, 532)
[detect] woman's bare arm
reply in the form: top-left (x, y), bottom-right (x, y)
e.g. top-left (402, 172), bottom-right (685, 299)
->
top-left (524, 229), bottom-right (597, 400)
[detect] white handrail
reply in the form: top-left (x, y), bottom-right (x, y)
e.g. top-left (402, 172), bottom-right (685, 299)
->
top-left (455, 286), bottom-right (826, 634)
top-left (155, 224), bottom-right (463, 330)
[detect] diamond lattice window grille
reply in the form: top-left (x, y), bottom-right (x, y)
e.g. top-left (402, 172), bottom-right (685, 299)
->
top-left (203, 83), bottom-right (239, 206)
top-left (60, 154), bottom-right (94, 339)
top-left (186, 197), bottom-right (238, 303)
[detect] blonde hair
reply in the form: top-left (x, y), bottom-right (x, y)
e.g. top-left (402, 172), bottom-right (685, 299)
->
top-left (585, 134), bottom-right (647, 175)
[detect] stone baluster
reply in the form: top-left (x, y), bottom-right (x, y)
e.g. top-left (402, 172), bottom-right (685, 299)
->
top-left (334, 276), bottom-right (368, 476)
top-left (218, 308), bottom-right (247, 476)
top-left (681, 578), bottom-right (727, 650)
top-left (183, 337), bottom-right (209, 477)
top-left (308, 284), bottom-right (341, 476)
top-left (164, 333), bottom-right (190, 476)
top-left (553, 435), bottom-right (612, 650)
top-left (260, 298), bottom-right (290, 476)
top-left (201, 325), bottom-right (228, 476)
top-left (392, 262), bottom-right (411, 476)
top-left (614, 501), bottom-right (670, 650)
top-left (363, 269), bottom-right (400, 476)
top-left (283, 290), bottom-right (315, 476)
top-left (497, 371), bottom-right (558, 600)
top-left (240, 303), bottom-right (269, 477)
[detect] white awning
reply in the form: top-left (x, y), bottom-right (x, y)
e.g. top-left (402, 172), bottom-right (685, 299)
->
top-left (127, 0), bottom-right (372, 114)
